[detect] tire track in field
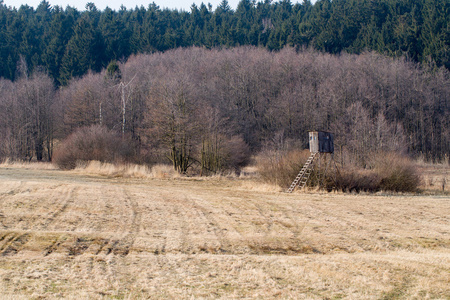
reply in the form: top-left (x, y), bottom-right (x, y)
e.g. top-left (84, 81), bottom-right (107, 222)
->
top-left (43, 186), bottom-right (141, 257)
top-left (0, 231), bottom-right (30, 256)
top-left (149, 191), bottom-right (172, 282)
top-left (192, 201), bottom-right (229, 253)
top-left (275, 203), bottom-right (308, 239)
top-left (153, 193), bottom-right (188, 254)
top-left (215, 193), bottom-right (276, 245)
top-left (152, 202), bottom-right (168, 255)
top-left (127, 188), bottom-right (142, 235)
top-left (1, 184), bottom-right (79, 232)
top-left (191, 197), bottom-right (244, 254)
top-left (192, 190), bottom-right (290, 254)
top-left (172, 202), bottom-right (189, 253)
top-left (148, 190), bottom-right (215, 254)
top-left (113, 187), bottom-right (142, 256)
top-left (0, 181), bottom-right (25, 229)
top-left (0, 181), bottom-right (24, 199)
top-left (224, 193), bottom-right (312, 254)
top-left (175, 195), bottom-right (219, 254)
top-left (220, 191), bottom-right (275, 233)
top-left (38, 187), bottom-right (78, 230)
top-left (246, 197), bottom-right (307, 238)
top-left (85, 187), bottom-right (143, 257)
top-left (239, 195), bottom-right (274, 232)
top-left (252, 200), bottom-right (315, 253)
top-left (43, 234), bottom-right (69, 256)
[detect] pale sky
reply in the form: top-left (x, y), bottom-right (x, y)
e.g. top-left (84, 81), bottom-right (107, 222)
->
top-left (2, 0), bottom-right (243, 11)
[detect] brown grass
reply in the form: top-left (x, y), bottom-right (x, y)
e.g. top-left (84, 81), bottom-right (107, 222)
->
top-left (0, 166), bottom-right (448, 299)
top-left (0, 159), bottom-right (57, 170)
top-left (416, 161), bottom-right (449, 193)
top-left (70, 161), bottom-right (180, 179)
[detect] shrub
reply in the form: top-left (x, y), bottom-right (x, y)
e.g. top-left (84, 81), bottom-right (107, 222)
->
top-left (53, 125), bottom-right (136, 170)
top-left (371, 152), bottom-right (421, 192)
top-left (257, 149), bottom-right (311, 188)
top-left (333, 152), bottom-right (420, 193)
top-left (221, 136), bottom-right (251, 174)
top-left (333, 169), bottom-right (381, 193)
top-left (198, 135), bottom-right (251, 176)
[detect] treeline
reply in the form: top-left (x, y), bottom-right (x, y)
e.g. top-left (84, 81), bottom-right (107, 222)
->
top-left (0, 0), bottom-right (449, 85)
top-left (0, 48), bottom-right (448, 170)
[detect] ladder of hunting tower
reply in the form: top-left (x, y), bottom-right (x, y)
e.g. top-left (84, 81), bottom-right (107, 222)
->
top-left (287, 152), bottom-right (318, 193)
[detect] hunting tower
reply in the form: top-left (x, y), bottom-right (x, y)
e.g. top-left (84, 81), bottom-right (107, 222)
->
top-left (308, 131), bottom-right (334, 153)
top-left (287, 131), bottom-right (337, 193)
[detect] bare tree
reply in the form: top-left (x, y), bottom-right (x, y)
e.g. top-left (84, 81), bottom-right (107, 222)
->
top-left (0, 69), bottom-right (56, 161)
top-left (146, 73), bottom-right (202, 173)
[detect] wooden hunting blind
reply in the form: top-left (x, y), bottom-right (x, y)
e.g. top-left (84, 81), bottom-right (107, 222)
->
top-left (309, 131), bottom-right (334, 153)
top-left (287, 131), bottom-right (337, 193)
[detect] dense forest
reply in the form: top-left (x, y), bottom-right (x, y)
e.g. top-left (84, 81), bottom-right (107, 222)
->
top-left (0, 48), bottom-right (449, 172)
top-left (0, 0), bottom-right (449, 85)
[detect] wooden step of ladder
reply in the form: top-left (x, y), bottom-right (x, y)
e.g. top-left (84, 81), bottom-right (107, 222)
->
top-left (286, 152), bottom-right (317, 193)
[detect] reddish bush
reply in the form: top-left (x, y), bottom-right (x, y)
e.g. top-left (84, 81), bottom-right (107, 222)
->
top-left (221, 136), bottom-right (251, 173)
top-left (53, 125), bottom-right (136, 170)
top-left (371, 152), bottom-right (421, 192)
top-left (333, 169), bottom-right (382, 193)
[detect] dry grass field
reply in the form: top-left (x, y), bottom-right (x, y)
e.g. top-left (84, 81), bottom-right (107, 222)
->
top-left (418, 162), bottom-right (449, 194)
top-left (0, 162), bottom-right (449, 299)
